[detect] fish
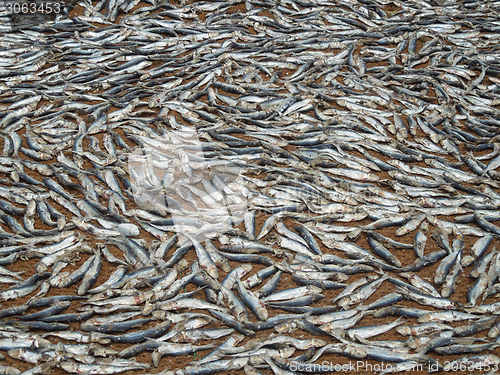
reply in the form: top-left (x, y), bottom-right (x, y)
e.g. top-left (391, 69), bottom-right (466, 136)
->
top-left (1, 1), bottom-right (500, 373)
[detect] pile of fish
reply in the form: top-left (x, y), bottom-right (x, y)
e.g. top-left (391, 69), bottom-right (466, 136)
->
top-left (1, 0), bottom-right (500, 373)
